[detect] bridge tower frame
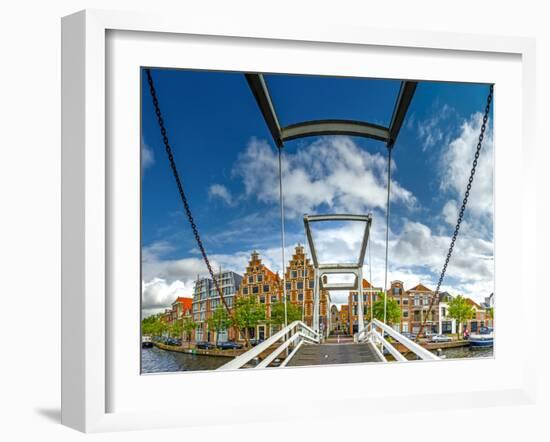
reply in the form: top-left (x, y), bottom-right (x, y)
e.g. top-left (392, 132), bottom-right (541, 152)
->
top-left (304, 214), bottom-right (372, 336)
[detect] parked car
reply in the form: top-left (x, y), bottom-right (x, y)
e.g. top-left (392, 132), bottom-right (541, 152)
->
top-left (216, 341), bottom-right (243, 350)
top-left (195, 341), bottom-right (215, 350)
top-left (430, 334), bottom-right (452, 343)
top-left (249, 338), bottom-right (264, 347)
top-left (164, 337), bottom-right (181, 346)
top-left (401, 332), bottom-right (417, 340)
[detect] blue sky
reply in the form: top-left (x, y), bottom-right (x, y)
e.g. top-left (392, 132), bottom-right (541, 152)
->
top-left (141, 68), bottom-right (494, 315)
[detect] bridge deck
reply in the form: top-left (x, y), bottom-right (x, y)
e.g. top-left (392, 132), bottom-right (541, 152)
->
top-left (286, 342), bottom-right (383, 367)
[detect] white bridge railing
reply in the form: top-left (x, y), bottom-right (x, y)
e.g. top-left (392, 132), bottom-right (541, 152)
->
top-left (217, 321), bottom-right (320, 370)
top-left (355, 319), bottom-right (440, 362)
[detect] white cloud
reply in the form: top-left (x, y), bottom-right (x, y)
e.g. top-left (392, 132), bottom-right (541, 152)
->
top-left (141, 117), bottom-right (495, 312)
top-left (142, 213), bottom-right (493, 312)
top-left (208, 184), bottom-right (233, 205)
top-left (233, 137), bottom-right (416, 218)
top-left (141, 140), bottom-right (155, 171)
top-left (439, 112), bottom-right (494, 222)
top-left (417, 103), bottom-right (453, 151)
top-left (142, 278), bottom-right (193, 317)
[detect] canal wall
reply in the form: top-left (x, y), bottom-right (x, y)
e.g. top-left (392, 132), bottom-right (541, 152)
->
top-left (155, 342), bottom-right (286, 362)
top-left (392, 340), bottom-right (469, 354)
top-left (155, 342), bottom-right (238, 358)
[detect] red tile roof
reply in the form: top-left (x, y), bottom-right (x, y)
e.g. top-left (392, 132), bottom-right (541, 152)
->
top-left (465, 298), bottom-right (482, 309)
top-left (408, 283), bottom-right (433, 292)
top-left (174, 296), bottom-right (193, 311)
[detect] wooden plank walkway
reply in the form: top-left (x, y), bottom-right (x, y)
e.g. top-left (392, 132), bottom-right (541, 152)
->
top-left (286, 342), bottom-right (383, 366)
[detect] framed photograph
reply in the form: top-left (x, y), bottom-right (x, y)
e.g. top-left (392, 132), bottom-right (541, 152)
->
top-left (62, 9), bottom-right (537, 433)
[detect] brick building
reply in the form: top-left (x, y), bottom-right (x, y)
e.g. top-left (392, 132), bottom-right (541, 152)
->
top-left (172, 296), bottom-right (193, 320)
top-left (348, 279), bottom-right (382, 333)
top-left (330, 305), bottom-right (340, 333)
top-left (339, 305), bottom-right (350, 334)
top-left (235, 246), bottom-right (331, 341)
top-left (236, 250), bottom-right (282, 341)
top-left (283, 245), bottom-right (330, 333)
top-left (464, 298), bottom-right (490, 333)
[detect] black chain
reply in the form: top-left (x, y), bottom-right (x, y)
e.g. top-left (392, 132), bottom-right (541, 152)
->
top-left (417, 84), bottom-right (493, 340)
top-left (145, 69), bottom-right (231, 316)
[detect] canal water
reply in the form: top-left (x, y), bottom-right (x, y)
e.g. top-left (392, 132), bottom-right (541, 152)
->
top-left (404, 345), bottom-right (493, 361)
top-left (141, 347), bottom-right (229, 373)
top-left (438, 345), bottom-right (493, 359)
top-left (142, 344), bottom-right (494, 374)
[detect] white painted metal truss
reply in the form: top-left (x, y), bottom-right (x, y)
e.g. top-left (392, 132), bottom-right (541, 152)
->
top-left (356, 319), bottom-right (440, 361)
top-left (217, 320), bottom-right (320, 370)
top-left (303, 213), bottom-right (372, 334)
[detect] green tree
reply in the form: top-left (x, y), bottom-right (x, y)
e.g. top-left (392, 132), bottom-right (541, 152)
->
top-left (447, 295), bottom-right (475, 339)
top-left (141, 313), bottom-right (167, 340)
top-left (232, 296), bottom-right (266, 347)
top-left (207, 306), bottom-right (232, 346)
top-left (182, 316), bottom-right (197, 348)
top-left (141, 314), bottom-right (159, 336)
top-left (170, 319), bottom-right (183, 342)
top-left (369, 292), bottom-right (402, 325)
top-left (269, 301), bottom-right (302, 329)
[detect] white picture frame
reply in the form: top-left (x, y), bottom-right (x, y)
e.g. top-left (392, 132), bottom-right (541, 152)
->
top-left (61, 9), bottom-right (538, 433)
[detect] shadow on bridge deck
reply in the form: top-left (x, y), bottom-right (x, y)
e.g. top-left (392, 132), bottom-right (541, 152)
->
top-left (286, 342), bottom-right (383, 367)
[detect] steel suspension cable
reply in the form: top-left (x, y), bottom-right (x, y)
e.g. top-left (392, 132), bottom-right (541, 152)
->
top-left (416, 84), bottom-right (494, 341)
top-left (145, 69), bottom-right (232, 317)
top-left (302, 243), bottom-right (307, 323)
top-left (383, 146), bottom-right (393, 329)
top-left (368, 230), bottom-right (373, 325)
top-left (278, 147), bottom-right (289, 331)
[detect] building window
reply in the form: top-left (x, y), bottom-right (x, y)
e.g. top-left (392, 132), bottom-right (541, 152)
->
top-left (393, 287), bottom-right (401, 295)
top-left (259, 296), bottom-right (265, 304)
top-left (285, 282), bottom-right (291, 291)
top-left (291, 271), bottom-right (297, 278)
top-left (298, 293), bottom-right (304, 301)
top-left (403, 310), bottom-right (409, 318)
top-left (309, 281), bottom-right (314, 289)
top-left (257, 274), bottom-right (263, 282)
top-left (252, 286), bottom-right (259, 294)
top-left (258, 325), bottom-right (265, 340)
top-left (403, 298), bottom-right (409, 305)
top-left (248, 276), bottom-right (254, 283)
top-left (271, 295), bottom-right (278, 303)
top-left (297, 281), bottom-right (304, 290)
top-left (243, 287), bottom-right (248, 295)
top-left (263, 284), bottom-right (269, 293)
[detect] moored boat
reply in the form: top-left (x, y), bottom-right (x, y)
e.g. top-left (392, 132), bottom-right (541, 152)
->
top-left (468, 327), bottom-right (493, 348)
top-left (142, 335), bottom-right (154, 348)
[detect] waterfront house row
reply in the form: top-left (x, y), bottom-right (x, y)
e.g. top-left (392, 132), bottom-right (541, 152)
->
top-left (188, 245), bottom-right (331, 344)
top-left (343, 279), bottom-right (494, 336)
